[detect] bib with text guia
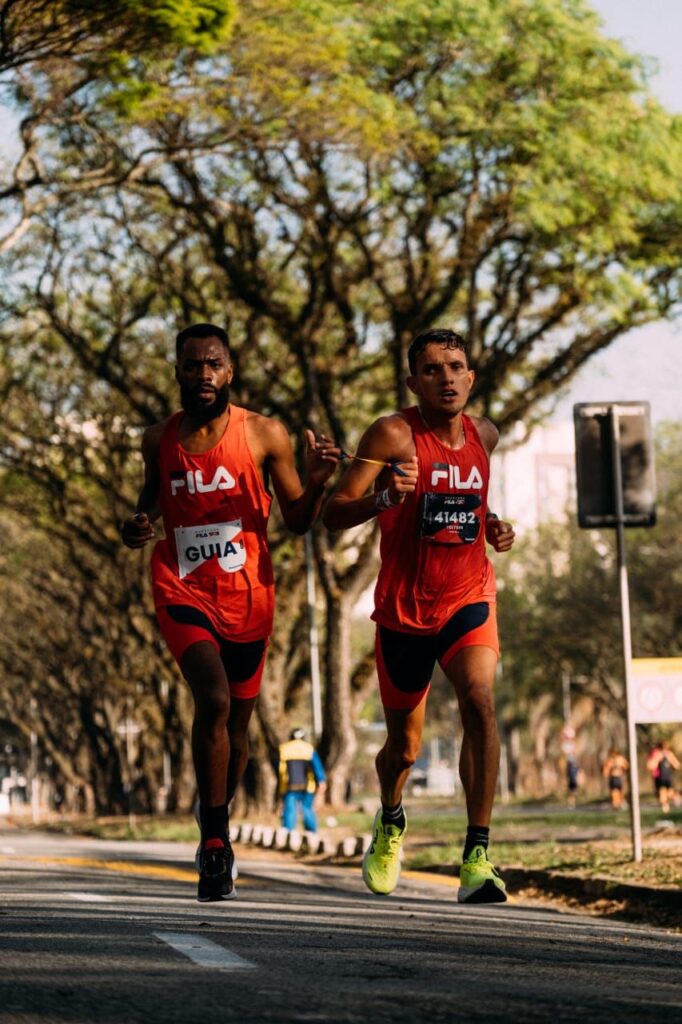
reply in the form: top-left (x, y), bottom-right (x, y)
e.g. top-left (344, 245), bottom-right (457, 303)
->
top-left (174, 520), bottom-right (246, 579)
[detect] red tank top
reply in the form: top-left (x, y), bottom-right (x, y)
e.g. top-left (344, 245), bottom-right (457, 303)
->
top-left (151, 406), bottom-right (274, 605)
top-left (372, 407), bottom-right (496, 633)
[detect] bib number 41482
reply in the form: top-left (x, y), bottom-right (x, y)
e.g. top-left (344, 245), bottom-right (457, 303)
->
top-left (420, 493), bottom-right (481, 544)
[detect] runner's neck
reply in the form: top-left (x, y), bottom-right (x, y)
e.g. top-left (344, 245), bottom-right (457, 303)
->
top-left (178, 405), bottom-right (232, 454)
top-left (417, 406), bottom-right (466, 449)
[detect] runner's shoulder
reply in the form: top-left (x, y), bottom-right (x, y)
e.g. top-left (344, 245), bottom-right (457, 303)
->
top-left (244, 408), bottom-right (286, 437)
top-left (243, 408), bottom-right (291, 457)
top-left (468, 415), bottom-right (499, 455)
top-left (243, 406), bottom-right (275, 427)
top-left (141, 416), bottom-right (174, 456)
top-left (363, 412), bottom-right (413, 450)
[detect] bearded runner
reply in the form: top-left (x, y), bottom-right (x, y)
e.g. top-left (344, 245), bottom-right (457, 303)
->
top-left (121, 322), bottom-right (339, 902)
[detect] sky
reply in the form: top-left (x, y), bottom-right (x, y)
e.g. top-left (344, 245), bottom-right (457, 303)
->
top-left (552, 0), bottom-right (682, 425)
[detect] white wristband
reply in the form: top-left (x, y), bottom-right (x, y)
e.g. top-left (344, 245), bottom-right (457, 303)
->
top-left (375, 488), bottom-right (398, 512)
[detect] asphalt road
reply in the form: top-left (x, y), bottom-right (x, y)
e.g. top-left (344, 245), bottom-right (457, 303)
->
top-left (0, 829), bottom-right (680, 1024)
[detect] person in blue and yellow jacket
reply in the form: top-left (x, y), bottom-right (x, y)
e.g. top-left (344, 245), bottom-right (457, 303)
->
top-left (278, 728), bottom-right (326, 832)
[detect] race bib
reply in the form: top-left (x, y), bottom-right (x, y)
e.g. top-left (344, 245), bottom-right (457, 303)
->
top-left (174, 520), bottom-right (246, 579)
top-left (419, 493), bottom-right (481, 545)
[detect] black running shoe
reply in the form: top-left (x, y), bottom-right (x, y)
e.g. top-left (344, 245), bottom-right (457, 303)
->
top-left (197, 838), bottom-right (236, 902)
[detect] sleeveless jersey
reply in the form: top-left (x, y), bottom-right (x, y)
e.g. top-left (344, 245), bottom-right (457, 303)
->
top-left (372, 407), bottom-right (496, 634)
top-left (151, 405), bottom-right (275, 641)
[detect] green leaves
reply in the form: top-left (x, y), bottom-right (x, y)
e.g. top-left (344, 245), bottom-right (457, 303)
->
top-left (64, 0), bottom-right (237, 53)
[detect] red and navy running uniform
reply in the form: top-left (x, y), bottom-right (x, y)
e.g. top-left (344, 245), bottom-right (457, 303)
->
top-left (372, 408), bottom-right (498, 711)
top-left (151, 406), bottom-right (274, 698)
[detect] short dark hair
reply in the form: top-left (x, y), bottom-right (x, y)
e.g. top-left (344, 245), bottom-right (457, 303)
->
top-left (407, 328), bottom-right (469, 374)
top-left (176, 322), bottom-right (230, 360)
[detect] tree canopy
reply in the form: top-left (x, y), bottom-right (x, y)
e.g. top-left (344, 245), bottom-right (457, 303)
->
top-left (0, 0), bottom-right (236, 72)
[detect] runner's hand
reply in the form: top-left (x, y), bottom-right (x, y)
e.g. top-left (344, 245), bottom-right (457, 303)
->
top-left (485, 516), bottom-right (515, 552)
top-left (121, 512), bottom-right (156, 549)
top-left (386, 457), bottom-right (419, 504)
top-left (305, 430), bottom-right (341, 486)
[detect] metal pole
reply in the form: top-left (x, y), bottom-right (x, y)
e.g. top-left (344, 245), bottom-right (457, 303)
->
top-left (610, 407), bottom-right (642, 862)
top-left (160, 679), bottom-right (171, 813)
top-left (561, 671), bottom-right (571, 724)
top-left (429, 736), bottom-right (439, 793)
top-left (30, 698), bottom-right (39, 825)
top-left (125, 698), bottom-right (136, 832)
top-left (305, 532), bottom-right (323, 741)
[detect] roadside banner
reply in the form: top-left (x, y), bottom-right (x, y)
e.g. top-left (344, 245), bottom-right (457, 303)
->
top-left (631, 658), bottom-right (682, 724)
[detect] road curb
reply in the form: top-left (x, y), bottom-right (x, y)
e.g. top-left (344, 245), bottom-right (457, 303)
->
top-left (504, 867), bottom-right (682, 909)
top-left (231, 822), bottom-right (682, 909)
top-left (418, 862), bottom-right (682, 908)
top-left (230, 822), bottom-right (370, 859)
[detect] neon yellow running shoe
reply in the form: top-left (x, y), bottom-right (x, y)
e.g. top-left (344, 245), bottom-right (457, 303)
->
top-left (362, 810), bottom-right (407, 895)
top-left (457, 844), bottom-right (507, 904)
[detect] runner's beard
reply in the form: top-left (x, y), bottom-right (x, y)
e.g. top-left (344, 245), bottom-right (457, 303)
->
top-left (180, 382), bottom-right (230, 424)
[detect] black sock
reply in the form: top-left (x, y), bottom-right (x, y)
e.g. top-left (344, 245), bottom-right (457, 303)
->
top-left (199, 803), bottom-right (228, 845)
top-left (381, 801), bottom-right (406, 831)
top-left (463, 825), bottom-right (489, 860)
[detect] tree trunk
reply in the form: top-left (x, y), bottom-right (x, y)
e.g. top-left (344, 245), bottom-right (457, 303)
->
top-left (315, 525), bottom-right (380, 806)
top-left (320, 593), bottom-right (356, 806)
top-left (80, 695), bottom-right (127, 815)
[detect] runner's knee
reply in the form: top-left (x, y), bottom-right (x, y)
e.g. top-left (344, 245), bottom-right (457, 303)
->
top-left (459, 683), bottom-right (497, 732)
top-left (191, 680), bottom-right (231, 727)
top-left (381, 737), bottom-right (420, 775)
top-left (181, 643), bottom-right (229, 710)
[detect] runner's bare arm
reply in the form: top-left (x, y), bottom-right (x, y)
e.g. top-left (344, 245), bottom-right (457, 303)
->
top-left (260, 418), bottom-right (340, 534)
top-left (121, 424), bottom-right (162, 549)
top-left (323, 416), bottom-right (418, 531)
top-left (470, 415), bottom-right (500, 457)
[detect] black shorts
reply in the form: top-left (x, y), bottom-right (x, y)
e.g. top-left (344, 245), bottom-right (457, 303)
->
top-left (609, 776), bottom-right (623, 791)
top-left (375, 601), bottom-right (499, 711)
top-left (156, 604), bottom-right (268, 698)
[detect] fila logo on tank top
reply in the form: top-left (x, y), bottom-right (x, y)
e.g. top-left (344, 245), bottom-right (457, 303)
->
top-left (421, 459), bottom-right (484, 545)
top-left (154, 407), bottom-right (273, 584)
top-left (170, 466), bottom-right (236, 496)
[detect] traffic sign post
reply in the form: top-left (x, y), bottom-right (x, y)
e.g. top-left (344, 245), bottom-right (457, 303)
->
top-left (609, 406), bottom-right (641, 861)
top-left (574, 402), bottom-right (657, 863)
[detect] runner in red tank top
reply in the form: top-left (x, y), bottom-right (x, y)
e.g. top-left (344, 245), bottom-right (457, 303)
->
top-left (324, 328), bottom-right (515, 904)
top-left (121, 323), bottom-right (339, 902)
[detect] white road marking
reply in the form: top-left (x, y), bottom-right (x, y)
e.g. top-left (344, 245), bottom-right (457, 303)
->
top-left (67, 892), bottom-right (109, 902)
top-left (153, 931), bottom-right (257, 971)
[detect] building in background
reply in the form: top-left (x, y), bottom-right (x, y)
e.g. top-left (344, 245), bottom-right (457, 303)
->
top-left (489, 421), bottom-right (576, 534)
